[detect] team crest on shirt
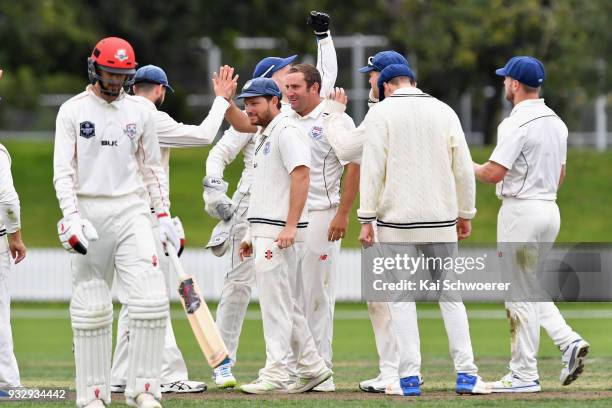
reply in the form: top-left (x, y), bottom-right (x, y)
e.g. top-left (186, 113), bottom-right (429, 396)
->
top-left (263, 141), bottom-right (271, 155)
top-left (310, 125), bottom-right (324, 140)
top-left (79, 121), bottom-right (96, 139)
top-left (123, 123), bottom-right (137, 139)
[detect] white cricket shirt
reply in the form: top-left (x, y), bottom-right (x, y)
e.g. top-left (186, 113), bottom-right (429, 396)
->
top-left (0, 144), bottom-right (21, 234)
top-left (53, 86), bottom-right (169, 217)
top-left (247, 113), bottom-right (311, 240)
top-left (288, 100), bottom-right (355, 210)
top-left (490, 99), bottom-right (568, 200)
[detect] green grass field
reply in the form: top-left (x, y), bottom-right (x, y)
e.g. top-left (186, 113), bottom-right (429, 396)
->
top-left (9, 302), bottom-right (612, 407)
top-left (3, 139), bottom-right (612, 248)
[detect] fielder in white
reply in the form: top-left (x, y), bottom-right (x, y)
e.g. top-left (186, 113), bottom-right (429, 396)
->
top-left (323, 50), bottom-right (410, 393)
top-left (53, 37), bottom-right (181, 408)
top-left (284, 63), bottom-right (359, 392)
top-left (357, 64), bottom-right (490, 396)
top-left (110, 64), bottom-right (236, 394)
top-left (0, 69), bottom-right (27, 389)
top-left (203, 11), bottom-right (337, 388)
top-left (235, 78), bottom-right (331, 394)
top-left (474, 56), bottom-right (589, 393)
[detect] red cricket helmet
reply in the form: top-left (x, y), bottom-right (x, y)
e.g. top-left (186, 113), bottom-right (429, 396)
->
top-left (87, 37), bottom-right (138, 95)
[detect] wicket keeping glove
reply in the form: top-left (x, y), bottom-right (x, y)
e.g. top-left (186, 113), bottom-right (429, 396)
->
top-left (307, 11), bottom-right (331, 36)
top-left (57, 214), bottom-right (99, 255)
top-left (203, 176), bottom-right (235, 221)
top-left (157, 213), bottom-right (182, 256)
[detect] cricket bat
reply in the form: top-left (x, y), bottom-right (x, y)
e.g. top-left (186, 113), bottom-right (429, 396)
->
top-left (168, 246), bottom-right (228, 367)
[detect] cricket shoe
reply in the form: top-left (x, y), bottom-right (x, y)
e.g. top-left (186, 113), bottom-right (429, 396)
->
top-left (455, 373), bottom-right (491, 394)
top-left (160, 380), bottom-right (206, 393)
top-left (312, 376), bottom-right (335, 392)
top-left (126, 393), bottom-right (161, 408)
top-left (240, 379), bottom-right (284, 394)
top-left (213, 361), bottom-right (237, 388)
top-left (287, 370), bottom-right (332, 393)
top-left (110, 384), bottom-right (126, 393)
top-left (489, 373), bottom-right (541, 393)
top-left (560, 339), bottom-right (589, 386)
top-left (385, 376), bottom-right (421, 396)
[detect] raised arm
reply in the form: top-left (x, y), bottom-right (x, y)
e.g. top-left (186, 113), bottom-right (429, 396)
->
top-left (323, 90), bottom-right (366, 163)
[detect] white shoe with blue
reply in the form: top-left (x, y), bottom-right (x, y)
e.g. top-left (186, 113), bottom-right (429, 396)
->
top-left (560, 339), bottom-right (589, 386)
top-left (385, 375), bottom-right (421, 396)
top-left (213, 360), bottom-right (237, 388)
top-left (489, 373), bottom-right (541, 393)
top-left (455, 373), bottom-right (491, 394)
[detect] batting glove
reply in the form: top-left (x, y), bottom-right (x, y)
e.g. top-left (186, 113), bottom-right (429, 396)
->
top-left (57, 214), bottom-right (99, 255)
top-left (203, 176), bottom-right (235, 221)
top-left (307, 11), bottom-right (331, 36)
top-left (172, 216), bottom-right (185, 257)
top-left (157, 213), bottom-right (181, 256)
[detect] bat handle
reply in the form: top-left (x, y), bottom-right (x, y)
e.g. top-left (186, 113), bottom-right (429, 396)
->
top-left (166, 242), bottom-right (190, 281)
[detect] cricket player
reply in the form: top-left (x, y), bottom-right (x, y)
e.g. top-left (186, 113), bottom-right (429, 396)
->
top-left (357, 64), bottom-right (490, 396)
top-left (284, 63), bottom-right (359, 392)
top-left (203, 11), bottom-right (337, 388)
top-left (323, 51), bottom-right (410, 393)
top-left (53, 37), bottom-right (180, 408)
top-left (0, 69), bottom-right (27, 392)
top-left (235, 78), bottom-right (331, 394)
top-left (110, 64), bottom-right (236, 394)
top-left (474, 56), bottom-right (589, 392)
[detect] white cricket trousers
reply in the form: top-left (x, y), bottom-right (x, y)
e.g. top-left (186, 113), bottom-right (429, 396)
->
top-left (253, 236), bottom-right (327, 387)
top-left (498, 198), bottom-right (581, 381)
top-left (366, 301), bottom-right (399, 381)
top-left (111, 218), bottom-right (188, 385)
top-left (71, 194), bottom-right (167, 406)
top-left (215, 233), bottom-right (254, 363)
top-left (294, 208), bottom-right (339, 369)
top-left (0, 235), bottom-right (20, 387)
top-left (385, 243), bottom-right (478, 378)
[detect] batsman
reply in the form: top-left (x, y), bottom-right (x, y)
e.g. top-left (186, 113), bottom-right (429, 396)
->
top-left (53, 37), bottom-right (179, 408)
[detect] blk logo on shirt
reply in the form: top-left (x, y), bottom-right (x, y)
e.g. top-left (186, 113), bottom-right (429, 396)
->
top-left (101, 140), bottom-right (118, 147)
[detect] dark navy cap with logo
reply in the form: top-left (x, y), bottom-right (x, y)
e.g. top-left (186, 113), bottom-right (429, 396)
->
top-left (359, 50), bottom-right (410, 73)
top-left (134, 65), bottom-right (174, 93)
top-left (377, 64), bottom-right (416, 101)
top-left (495, 56), bottom-right (546, 88)
top-left (237, 78), bottom-right (281, 99)
top-left (252, 55), bottom-right (298, 78)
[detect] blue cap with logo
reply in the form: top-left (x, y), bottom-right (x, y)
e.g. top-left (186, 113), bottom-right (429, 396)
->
top-left (253, 55), bottom-right (298, 78)
top-left (495, 56), bottom-right (546, 88)
top-left (359, 50), bottom-right (410, 73)
top-left (377, 64), bottom-right (416, 101)
top-left (237, 77), bottom-right (281, 99)
top-left (134, 65), bottom-right (174, 93)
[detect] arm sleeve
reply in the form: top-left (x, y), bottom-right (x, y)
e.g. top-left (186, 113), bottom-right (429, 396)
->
top-left (489, 121), bottom-right (525, 169)
top-left (278, 127), bottom-right (311, 173)
top-left (323, 100), bottom-right (366, 164)
top-left (316, 35), bottom-right (338, 97)
top-left (448, 111), bottom-right (477, 220)
top-left (0, 149), bottom-right (21, 232)
top-left (53, 105), bottom-right (80, 217)
top-left (136, 110), bottom-right (170, 214)
top-left (357, 109), bottom-right (387, 222)
top-left (157, 96), bottom-right (229, 147)
top-left (206, 126), bottom-right (253, 177)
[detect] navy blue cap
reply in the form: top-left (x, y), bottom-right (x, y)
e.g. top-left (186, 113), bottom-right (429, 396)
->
top-left (237, 78), bottom-right (281, 99)
top-left (359, 50), bottom-right (410, 73)
top-left (252, 55), bottom-right (298, 78)
top-left (377, 64), bottom-right (416, 101)
top-left (495, 56), bottom-right (546, 88)
top-left (134, 65), bottom-right (174, 93)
